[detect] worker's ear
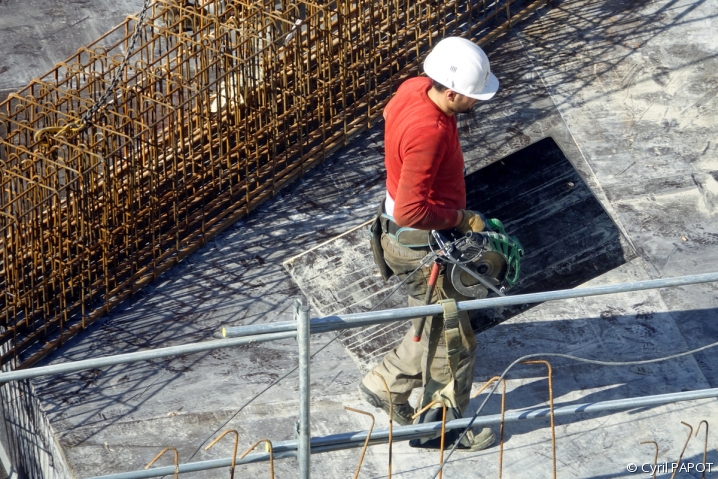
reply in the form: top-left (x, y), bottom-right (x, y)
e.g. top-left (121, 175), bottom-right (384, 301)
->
top-left (445, 89), bottom-right (460, 102)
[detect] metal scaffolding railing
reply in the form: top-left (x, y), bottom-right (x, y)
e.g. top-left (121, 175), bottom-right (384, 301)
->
top-left (3, 271), bottom-right (718, 383)
top-left (84, 387), bottom-right (718, 479)
top-left (1, 272), bottom-right (718, 478)
top-left (0, 0), bottom-right (548, 371)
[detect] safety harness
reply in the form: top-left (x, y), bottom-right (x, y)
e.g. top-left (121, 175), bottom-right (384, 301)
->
top-left (411, 299), bottom-right (476, 449)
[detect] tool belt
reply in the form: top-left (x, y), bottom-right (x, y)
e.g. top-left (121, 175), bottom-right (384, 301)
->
top-left (368, 203), bottom-right (435, 281)
top-left (378, 212), bottom-right (435, 248)
top-left (370, 200), bottom-right (475, 282)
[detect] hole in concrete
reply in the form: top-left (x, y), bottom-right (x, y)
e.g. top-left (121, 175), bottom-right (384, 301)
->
top-left (284, 136), bottom-right (634, 369)
top-left (465, 136), bottom-right (633, 332)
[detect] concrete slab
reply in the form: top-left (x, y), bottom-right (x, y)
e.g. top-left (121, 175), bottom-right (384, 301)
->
top-left (513, 0), bottom-right (718, 389)
top-left (0, 0), bottom-right (144, 103)
top-left (1, 0), bottom-right (717, 477)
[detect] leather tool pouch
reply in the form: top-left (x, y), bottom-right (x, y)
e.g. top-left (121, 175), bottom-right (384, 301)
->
top-left (370, 211), bottom-right (394, 281)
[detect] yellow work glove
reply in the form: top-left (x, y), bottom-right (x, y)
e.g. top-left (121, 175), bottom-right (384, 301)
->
top-left (456, 210), bottom-right (488, 233)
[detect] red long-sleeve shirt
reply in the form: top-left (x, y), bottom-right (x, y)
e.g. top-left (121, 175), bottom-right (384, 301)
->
top-left (384, 77), bottom-right (465, 230)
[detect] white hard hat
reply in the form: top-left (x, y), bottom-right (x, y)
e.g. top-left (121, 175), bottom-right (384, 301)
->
top-left (423, 37), bottom-right (499, 101)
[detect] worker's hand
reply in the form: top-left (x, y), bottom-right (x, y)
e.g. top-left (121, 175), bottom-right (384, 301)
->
top-left (456, 210), bottom-right (488, 233)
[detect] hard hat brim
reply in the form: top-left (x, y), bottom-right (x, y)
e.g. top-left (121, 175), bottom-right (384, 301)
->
top-left (465, 72), bottom-right (499, 101)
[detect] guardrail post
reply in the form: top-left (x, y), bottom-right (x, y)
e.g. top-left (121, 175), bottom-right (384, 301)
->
top-left (296, 299), bottom-right (311, 479)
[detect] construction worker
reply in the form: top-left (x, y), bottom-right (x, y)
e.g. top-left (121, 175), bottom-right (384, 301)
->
top-left (361, 36), bottom-right (499, 451)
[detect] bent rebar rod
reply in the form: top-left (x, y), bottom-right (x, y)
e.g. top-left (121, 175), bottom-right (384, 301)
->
top-left (343, 407), bottom-right (375, 479)
top-left (223, 272), bottom-right (718, 338)
top-left (670, 422), bottom-right (693, 479)
top-left (205, 430), bottom-right (239, 479)
top-left (521, 360), bottom-right (556, 479)
top-left (639, 440), bottom-right (659, 479)
top-left (87, 387), bottom-right (718, 479)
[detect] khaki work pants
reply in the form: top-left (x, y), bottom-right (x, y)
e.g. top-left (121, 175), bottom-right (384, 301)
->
top-left (362, 233), bottom-right (478, 414)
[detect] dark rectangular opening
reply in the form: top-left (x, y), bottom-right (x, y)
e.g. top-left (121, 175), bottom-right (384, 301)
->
top-left (465, 136), bottom-right (632, 332)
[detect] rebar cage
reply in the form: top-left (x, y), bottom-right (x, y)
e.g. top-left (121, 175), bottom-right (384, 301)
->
top-left (0, 0), bottom-right (545, 369)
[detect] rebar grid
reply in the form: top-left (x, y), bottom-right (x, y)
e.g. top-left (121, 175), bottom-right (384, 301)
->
top-left (0, 0), bottom-right (545, 369)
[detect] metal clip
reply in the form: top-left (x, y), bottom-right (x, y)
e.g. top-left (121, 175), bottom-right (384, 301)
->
top-left (33, 122), bottom-right (85, 145)
top-left (284, 19), bottom-right (303, 45)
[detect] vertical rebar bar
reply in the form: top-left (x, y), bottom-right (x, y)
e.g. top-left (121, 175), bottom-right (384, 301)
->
top-left (343, 407), bottom-right (375, 479)
top-left (373, 371), bottom-right (393, 479)
top-left (521, 360), bottom-right (556, 479)
top-left (412, 401), bottom-right (447, 479)
top-left (695, 421), bottom-right (708, 479)
top-left (670, 422), bottom-right (693, 479)
top-left (639, 440), bottom-right (659, 479)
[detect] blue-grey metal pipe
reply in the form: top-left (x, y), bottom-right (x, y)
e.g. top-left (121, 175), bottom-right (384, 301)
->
top-left (297, 300), bottom-right (311, 479)
top-left (3, 272), bottom-right (717, 385)
top-left (86, 387), bottom-right (718, 479)
top-left (0, 331), bottom-right (297, 383)
top-left (223, 271), bottom-right (718, 338)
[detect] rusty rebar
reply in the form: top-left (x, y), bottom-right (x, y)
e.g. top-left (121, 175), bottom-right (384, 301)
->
top-left (639, 440), bottom-right (658, 479)
top-left (471, 376), bottom-right (501, 400)
top-left (521, 360), bottom-right (555, 479)
top-left (413, 400), bottom-right (448, 479)
top-left (471, 376), bottom-right (506, 479)
top-left (373, 371), bottom-right (393, 479)
top-left (695, 420), bottom-right (708, 479)
top-left (344, 406), bottom-right (375, 479)
top-left (144, 447), bottom-right (179, 479)
top-left (238, 439), bottom-right (274, 479)
top-left (205, 429), bottom-right (240, 479)
top-left (0, 0), bottom-right (543, 370)
top-left (669, 422), bottom-right (693, 479)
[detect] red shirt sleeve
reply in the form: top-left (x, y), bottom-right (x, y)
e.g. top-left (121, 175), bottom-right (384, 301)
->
top-left (393, 124), bottom-right (462, 230)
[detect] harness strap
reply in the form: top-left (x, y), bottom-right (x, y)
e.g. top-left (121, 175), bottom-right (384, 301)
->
top-left (440, 299), bottom-right (462, 380)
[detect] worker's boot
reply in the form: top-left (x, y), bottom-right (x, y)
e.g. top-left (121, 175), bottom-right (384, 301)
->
top-left (358, 383), bottom-right (415, 426)
top-left (409, 404), bottom-right (496, 451)
top-left (409, 377), bottom-right (495, 452)
top-left (455, 427), bottom-right (495, 451)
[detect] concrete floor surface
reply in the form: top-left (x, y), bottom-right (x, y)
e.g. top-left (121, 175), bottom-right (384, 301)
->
top-left (1, 0), bottom-right (718, 477)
